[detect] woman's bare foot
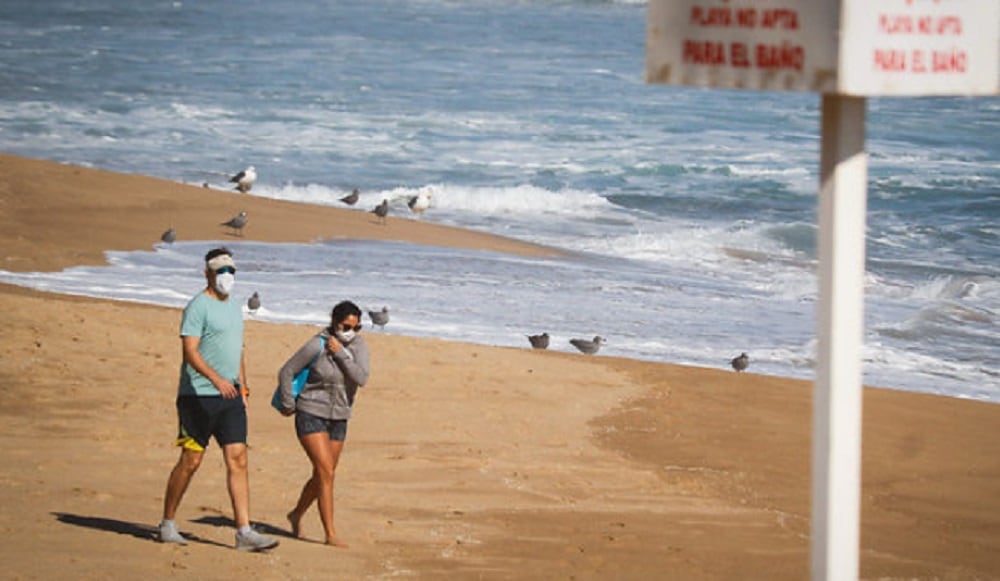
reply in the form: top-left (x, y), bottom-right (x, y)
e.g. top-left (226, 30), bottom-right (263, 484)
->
top-left (325, 536), bottom-right (349, 548)
top-left (287, 510), bottom-right (303, 538)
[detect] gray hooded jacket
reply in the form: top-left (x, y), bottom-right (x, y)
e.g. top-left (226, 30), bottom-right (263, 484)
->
top-left (276, 329), bottom-right (370, 420)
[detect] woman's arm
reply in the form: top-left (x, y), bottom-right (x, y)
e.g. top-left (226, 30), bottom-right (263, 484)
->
top-left (332, 337), bottom-right (370, 386)
top-left (277, 336), bottom-right (323, 411)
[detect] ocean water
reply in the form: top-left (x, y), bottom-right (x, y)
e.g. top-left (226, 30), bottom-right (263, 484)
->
top-left (0, 0), bottom-right (997, 402)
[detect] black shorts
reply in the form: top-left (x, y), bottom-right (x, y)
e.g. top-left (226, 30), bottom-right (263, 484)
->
top-left (175, 395), bottom-right (248, 452)
top-left (295, 410), bottom-right (348, 442)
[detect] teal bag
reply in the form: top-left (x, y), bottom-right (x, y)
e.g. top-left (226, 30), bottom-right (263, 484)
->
top-left (271, 336), bottom-right (327, 412)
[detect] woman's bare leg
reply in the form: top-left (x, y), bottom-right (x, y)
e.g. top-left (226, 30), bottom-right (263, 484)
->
top-left (287, 476), bottom-right (316, 538)
top-left (289, 432), bottom-right (347, 546)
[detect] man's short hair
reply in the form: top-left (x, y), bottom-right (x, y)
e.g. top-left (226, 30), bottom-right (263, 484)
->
top-left (205, 247), bottom-right (232, 263)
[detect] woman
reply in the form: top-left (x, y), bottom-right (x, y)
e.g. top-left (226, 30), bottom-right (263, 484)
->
top-left (276, 300), bottom-right (370, 547)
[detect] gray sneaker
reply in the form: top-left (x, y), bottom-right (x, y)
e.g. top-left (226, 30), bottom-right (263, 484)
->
top-left (157, 520), bottom-right (188, 545)
top-left (235, 527), bottom-right (279, 552)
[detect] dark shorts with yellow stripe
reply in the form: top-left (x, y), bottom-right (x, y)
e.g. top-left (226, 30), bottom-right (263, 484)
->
top-left (175, 395), bottom-right (248, 452)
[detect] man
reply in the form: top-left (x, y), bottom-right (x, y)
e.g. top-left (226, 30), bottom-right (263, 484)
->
top-left (157, 247), bottom-right (278, 552)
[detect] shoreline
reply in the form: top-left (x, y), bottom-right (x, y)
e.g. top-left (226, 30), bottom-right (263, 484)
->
top-left (2, 152), bottom-right (987, 402)
top-left (2, 154), bottom-right (999, 578)
top-left (0, 153), bottom-right (560, 274)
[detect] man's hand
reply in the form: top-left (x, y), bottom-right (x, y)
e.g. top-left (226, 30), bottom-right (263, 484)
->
top-left (214, 378), bottom-right (239, 399)
top-left (182, 335), bottom-right (241, 399)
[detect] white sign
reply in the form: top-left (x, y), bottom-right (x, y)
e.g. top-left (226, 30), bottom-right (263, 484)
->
top-left (647, 3), bottom-right (998, 579)
top-left (840, 0), bottom-right (999, 95)
top-left (647, 0), bottom-right (999, 95)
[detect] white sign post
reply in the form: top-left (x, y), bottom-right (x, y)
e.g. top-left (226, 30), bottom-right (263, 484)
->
top-left (814, 94), bottom-right (867, 579)
top-left (646, 1), bottom-right (998, 579)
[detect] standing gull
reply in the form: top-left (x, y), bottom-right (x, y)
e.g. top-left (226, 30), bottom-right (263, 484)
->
top-left (340, 188), bottom-right (360, 206)
top-left (407, 192), bottom-right (431, 217)
top-left (221, 211), bottom-right (248, 236)
top-left (731, 352), bottom-right (750, 373)
top-left (569, 336), bottom-right (605, 355)
top-left (371, 199), bottom-right (389, 225)
top-left (229, 165), bottom-right (256, 193)
top-left (527, 333), bottom-right (550, 350)
top-left (160, 226), bottom-right (176, 245)
top-left (247, 291), bottom-right (261, 315)
top-left (368, 306), bottom-right (390, 330)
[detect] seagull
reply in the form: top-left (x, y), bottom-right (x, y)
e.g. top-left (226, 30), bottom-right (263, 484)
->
top-left (569, 336), bottom-right (604, 355)
top-left (221, 211), bottom-right (248, 236)
top-left (368, 306), bottom-right (390, 330)
top-left (731, 352), bottom-right (750, 373)
top-left (229, 165), bottom-right (256, 193)
top-left (247, 291), bottom-right (261, 315)
top-left (527, 333), bottom-right (550, 350)
top-left (160, 226), bottom-right (176, 245)
top-left (371, 199), bottom-right (389, 225)
top-left (340, 188), bottom-right (360, 206)
top-left (407, 192), bottom-right (432, 217)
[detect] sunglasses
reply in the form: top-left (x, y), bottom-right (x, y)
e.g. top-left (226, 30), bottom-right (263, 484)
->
top-left (338, 323), bottom-right (363, 333)
top-left (214, 266), bottom-right (236, 275)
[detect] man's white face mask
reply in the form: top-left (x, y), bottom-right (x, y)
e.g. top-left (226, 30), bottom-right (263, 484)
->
top-left (214, 272), bottom-right (235, 296)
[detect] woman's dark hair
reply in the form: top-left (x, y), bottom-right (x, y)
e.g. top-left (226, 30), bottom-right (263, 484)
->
top-left (328, 300), bottom-right (362, 332)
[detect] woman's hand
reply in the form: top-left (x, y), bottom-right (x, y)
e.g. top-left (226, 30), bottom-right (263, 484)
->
top-left (327, 336), bottom-right (343, 354)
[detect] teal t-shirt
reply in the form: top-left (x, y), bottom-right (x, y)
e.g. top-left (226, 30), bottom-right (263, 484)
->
top-left (178, 291), bottom-right (244, 396)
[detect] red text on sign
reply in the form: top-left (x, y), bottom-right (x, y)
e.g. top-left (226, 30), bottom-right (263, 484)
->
top-left (874, 49), bottom-right (907, 72)
top-left (688, 5), bottom-right (800, 30)
top-left (731, 42), bottom-right (751, 68)
top-left (684, 40), bottom-right (726, 65)
top-left (690, 6), bottom-right (731, 27)
top-left (933, 48), bottom-right (966, 72)
top-left (873, 47), bottom-right (968, 73)
top-left (878, 13), bottom-right (964, 35)
top-left (756, 42), bottom-right (804, 71)
top-left (682, 39), bottom-right (804, 72)
top-left (759, 9), bottom-right (799, 30)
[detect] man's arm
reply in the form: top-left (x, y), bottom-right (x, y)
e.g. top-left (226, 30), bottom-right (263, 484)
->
top-left (182, 335), bottom-right (239, 399)
top-left (239, 350), bottom-right (249, 405)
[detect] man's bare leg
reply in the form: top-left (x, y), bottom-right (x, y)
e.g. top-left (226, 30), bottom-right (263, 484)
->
top-left (163, 447), bottom-right (204, 520)
top-left (223, 442), bottom-right (250, 528)
top-left (224, 442), bottom-right (279, 551)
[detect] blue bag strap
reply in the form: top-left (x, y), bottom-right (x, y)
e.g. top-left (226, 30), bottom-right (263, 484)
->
top-left (298, 335), bottom-right (327, 379)
top-left (271, 334), bottom-right (328, 412)
top-left (309, 335), bottom-right (328, 369)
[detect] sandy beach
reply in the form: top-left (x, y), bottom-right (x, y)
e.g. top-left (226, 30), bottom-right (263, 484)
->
top-left (1, 153), bottom-right (998, 580)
